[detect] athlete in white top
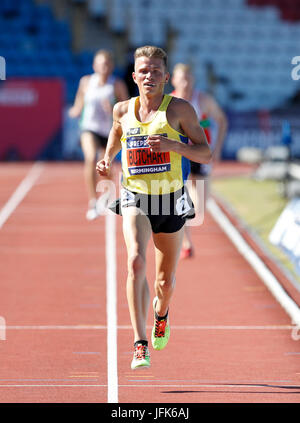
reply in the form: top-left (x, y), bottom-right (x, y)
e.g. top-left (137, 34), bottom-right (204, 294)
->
top-left (171, 63), bottom-right (228, 258)
top-left (69, 49), bottom-right (128, 220)
top-left (80, 72), bottom-right (116, 138)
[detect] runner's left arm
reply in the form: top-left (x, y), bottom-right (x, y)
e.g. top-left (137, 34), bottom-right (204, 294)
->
top-left (147, 101), bottom-right (212, 164)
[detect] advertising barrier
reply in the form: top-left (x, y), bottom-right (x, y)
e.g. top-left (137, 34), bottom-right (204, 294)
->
top-left (0, 78), bottom-right (64, 160)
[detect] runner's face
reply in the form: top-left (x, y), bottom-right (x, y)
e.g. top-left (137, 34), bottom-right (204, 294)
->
top-left (133, 56), bottom-right (169, 96)
top-left (93, 54), bottom-right (113, 77)
top-left (172, 69), bottom-right (193, 90)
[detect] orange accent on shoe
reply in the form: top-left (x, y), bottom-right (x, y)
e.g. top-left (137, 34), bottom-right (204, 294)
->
top-left (134, 344), bottom-right (148, 360)
top-left (155, 318), bottom-right (167, 337)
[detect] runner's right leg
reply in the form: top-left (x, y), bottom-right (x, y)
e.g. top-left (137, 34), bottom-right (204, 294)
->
top-left (80, 132), bottom-right (101, 220)
top-left (122, 207), bottom-right (152, 343)
top-left (80, 132), bottom-right (99, 200)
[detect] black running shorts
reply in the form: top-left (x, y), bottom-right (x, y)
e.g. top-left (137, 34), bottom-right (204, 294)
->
top-left (108, 186), bottom-right (195, 234)
top-left (190, 161), bottom-right (210, 176)
top-left (81, 130), bottom-right (108, 149)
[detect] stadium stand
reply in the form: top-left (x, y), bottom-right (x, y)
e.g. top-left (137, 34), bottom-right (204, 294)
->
top-left (108, 0), bottom-right (300, 111)
top-left (0, 0), bottom-right (95, 103)
top-left (1, 0), bottom-right (300, 110)
top-left (247, 0), bottom-right (300, 22)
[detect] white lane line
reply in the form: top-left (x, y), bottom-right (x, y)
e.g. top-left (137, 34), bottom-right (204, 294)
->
top-left (207, 197), bottom-right (300, 327)
top-left (2, 324), bottom-right (295, 330)
top-left (105, 211), bottom-right (118, 403)
top-left (0, 384), bottom-right (298, 390)
top-left (0, 247), bottom-right (104, 254)
top-left (120, 384), bottom-right (300, 389)
top-left (120, 384), bottom-right (300, 390)
top-left (0, 162), bottom-right (44, 229)
top-left (0, 385), bottom-right (106, 388)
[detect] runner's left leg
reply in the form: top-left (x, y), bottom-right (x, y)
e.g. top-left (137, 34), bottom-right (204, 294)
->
top-left (152, 227), bottom-right (184, 317)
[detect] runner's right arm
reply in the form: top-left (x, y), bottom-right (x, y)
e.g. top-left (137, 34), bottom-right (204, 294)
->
top-left (96, 100), bottom-right (129, 176)
top-left (68, 76), bottom-right (89, 118)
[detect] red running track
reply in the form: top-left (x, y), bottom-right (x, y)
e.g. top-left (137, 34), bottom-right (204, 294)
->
top-left (0, 161), bottom-right (299, 404)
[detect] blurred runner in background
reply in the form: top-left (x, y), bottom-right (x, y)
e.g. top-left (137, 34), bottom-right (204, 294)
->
top-left (171, 63), bottom-right (228, 258)
top-left (69, 49), bottom-right (128, 220)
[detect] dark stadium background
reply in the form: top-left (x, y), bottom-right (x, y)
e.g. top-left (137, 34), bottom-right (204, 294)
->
top-left (0, 0), bottom-right (300, 162)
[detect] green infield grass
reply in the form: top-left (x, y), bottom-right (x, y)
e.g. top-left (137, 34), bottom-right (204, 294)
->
top-left (211, 175), bottom-right (300, 286)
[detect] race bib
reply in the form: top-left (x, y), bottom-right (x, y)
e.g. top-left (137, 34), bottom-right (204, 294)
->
top-left (176, 192), bottom-right (191, 216)
top-left (126, 134), bottom-right (171, 175)
top-left (121, 188), bottom-right (136, 207)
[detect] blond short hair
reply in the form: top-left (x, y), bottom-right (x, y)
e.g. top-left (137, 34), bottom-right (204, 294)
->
top-left (172, 63), bottom-right (192, 74)
top-left (94, 49), bottom-right (113, 62)
top-left (134, 45), bottom-right (168, 69)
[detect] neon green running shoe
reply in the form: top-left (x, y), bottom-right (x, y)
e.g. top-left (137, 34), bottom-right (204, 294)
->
top-left (131, 343), bottom-right (150, 370)
top-left (151, 296), bottom-right (170, 351)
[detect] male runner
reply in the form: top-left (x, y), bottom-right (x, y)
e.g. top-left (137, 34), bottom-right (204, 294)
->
top-left (171, 63), bottom-right (228, 258)
top-left (96, 46), bottom-right (211, 369)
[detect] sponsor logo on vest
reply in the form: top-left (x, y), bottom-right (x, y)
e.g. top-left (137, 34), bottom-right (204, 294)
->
top-left (127, 127), bottom-right (141, 136)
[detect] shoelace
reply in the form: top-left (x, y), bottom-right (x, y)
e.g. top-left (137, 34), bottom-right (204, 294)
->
top-left (134, 344), bottom-right (148, 360)
top-left (155, 318), bottom-right (167, 337)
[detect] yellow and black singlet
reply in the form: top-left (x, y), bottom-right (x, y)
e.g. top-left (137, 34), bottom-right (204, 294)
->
top-left (120, 94), bottom-right (190, 195)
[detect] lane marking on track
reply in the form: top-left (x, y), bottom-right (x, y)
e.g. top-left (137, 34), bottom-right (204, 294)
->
top-left (0, 162), bottom-right (44, 229)
top-left (105, 211), bottom-right (118, 403)
top-left (0, 247), bottom-right (104, 254)
top-left (207, 197), bottom-right (300, 327)
top-left (0, 379), bottom-right (99, 382)
top-left (3, 324), bottom-right (295, 330)
top-left (0, 384), bottom-right (299, 390)
top-left (120, 384), bottom-right (300, 390)
top-left (68, 376), bottom-right (98, 378)
top-left (285, 352), bottom-right (300, 355)
top-left (0, 385), bottom-right (107, 387)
